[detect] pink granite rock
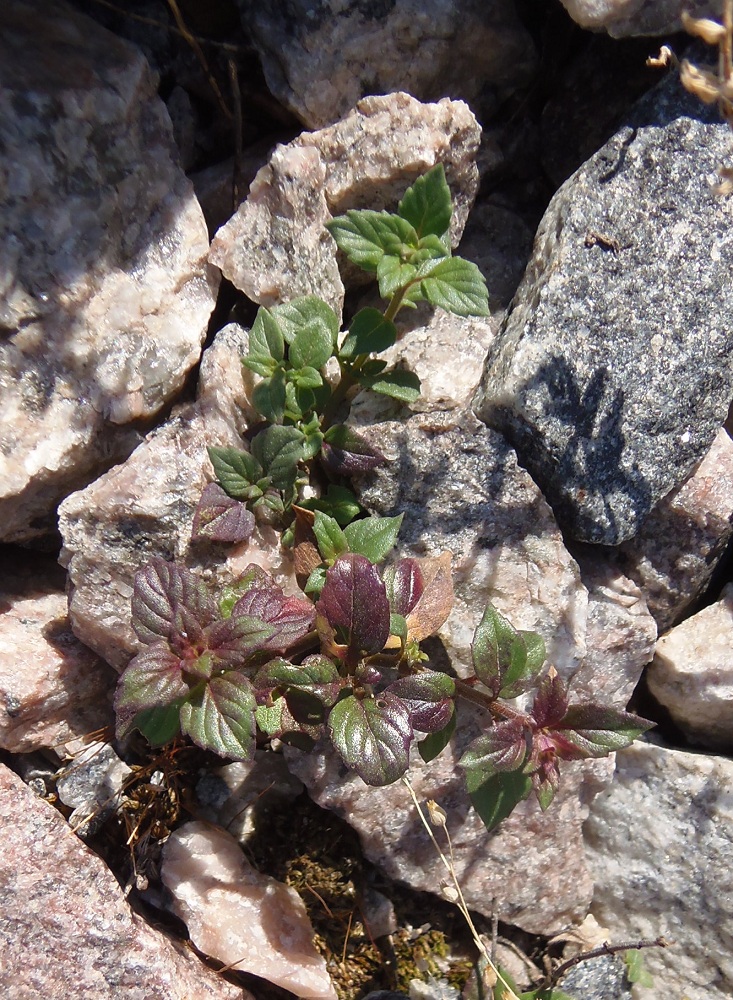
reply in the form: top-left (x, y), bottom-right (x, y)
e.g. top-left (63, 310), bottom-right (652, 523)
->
top-left (0, 0), bottom-right (219, 544)
top-left (616, 428), bottom-right (733, 634)
top-left (0, 555), bottom-right (116, 753)
top-left (162, 821), bottom-right (337, 999)
top-left (647, 583), bottom-right (733, 751)
top-left (209, 94), bottom-right (481, 316)
top-left (0, 765), bottom-right (246, 1000)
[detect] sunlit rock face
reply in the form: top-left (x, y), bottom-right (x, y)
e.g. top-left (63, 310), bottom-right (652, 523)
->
top-left (0, 0), bottom-right (218, 543)
top-left (559, 0), bottom-right (717, 36)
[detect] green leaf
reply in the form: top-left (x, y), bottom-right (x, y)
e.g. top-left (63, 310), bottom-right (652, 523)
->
top-left (418, 708), bottom-right (456, 763)
top-left (313, 510), bottom-right (349, 563)
top-left (357, 367), bottom-right (421, 403)
top-left (623, 950), bottom-right (654, 987)
top-left (255, 701), bottom-right (284, 737)
top-left (289, 323), bottom-right (334, 370)
top-left (343, 513), bottom-right (403, 563)
top-left (251, 425), bottom-right (306, 492)
top-left (304, 565), bottom-right (327, 595)
top-left (328, 692), bottom-right (413, 785)
top-left (397, 164), bottom-right (452, 239)
top-left (270, 296), bottom-right (339, 348)
top-left (242, 307), bottom-right (285, 375)
top-left (420, 256), bottom-right (490, 317)
top-left (377, 255), bottom-right (417, 298)
top-left (293, 366), bottom-right (323, 389)
top-left (389, 613), bottom-right (407, 641)
top-left (131, 703), bottom-right (183, 746)
top-left (252, 368), bottom-right (286, 423)
top-left (296, 484), bottom-right (362, 526)
top-left (550, 705), bottom-right (653, 759)
top-left (471, 603), bottom-right (519, 698)
top-left (207, 446), bottom-right (263, 500)
top-left (339, 308), bottom-right (397, 359)
top-left (180, 671), bottom-right (256, 760)
top-left (326, 210), bottom-right (417, 271)
top-left (465, 767), bottom-right (533, 833)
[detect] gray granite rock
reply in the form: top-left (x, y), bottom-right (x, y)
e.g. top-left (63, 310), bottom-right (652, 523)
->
top-left (559, 0), bottom-right (718, 36)
top-left (0, 554), bottom-right (116, 753)
top-left (615, 428), bottom-right (733, 634)
top-left (584, 742), bottom-right (733, 1000)
top-left (56, 741), bottom-right (132, 839)
top-left (0, 0), bottom-right (219, 544)
top-left (646, 584), bottom-right (733, 751)
top-left (58, 324), bottom-right (297, 670)
top-left (237, 0), bottom-right (536, 129)
top-left (0, 764), bottom-right (246, 1000)
top-left (473, 79), bottom-right (733, 545)
top-left (209, 94), bottom-right (481, 316)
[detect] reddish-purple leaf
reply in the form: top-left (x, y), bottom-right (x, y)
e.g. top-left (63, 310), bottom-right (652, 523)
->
top-left (204, 614), bottom-right (277, 667)
top-left (192, 483), bottom-right (255, 544)
top-left (114, 644), bottom-right (188, 738)
top-left (458, 718), bottom-right (529, 776)
top-left (383, 558), bottom-right (424, 617)
top-left (131, 559), bottom-right (215, 653)
top-left (320, 425), bottom-right (386, 475)
top-left (531, 757), bottom-right (560, 811)
top-left (232, 585), bottom-right (315, 652)
top-left (254, 654), bottom-right (342, 708)
top-left (530, 666), bottom-right (568, 729)
top-left (328, 691), bottom-right (413, 785)
top-left (316, 554), bottom-right (390, 657)
top-left (547, 704), bottom-right (653, 760)
top-left (386, 671), bottom-right (455, 732)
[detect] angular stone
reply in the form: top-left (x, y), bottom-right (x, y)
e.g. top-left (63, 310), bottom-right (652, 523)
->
top-left (0, 765), bottom-right (245, 1000)
top-left (209, 94), bottom-right (481, 315)
top-left (0, 0), bottom-right (219, 543)
top-left (615, 428), bottom-right (733, 634)
top-left (559, 0), bottom-right (717, 36)
top-left (237, 0), bottom-right (536, 129)
top-left (584, 742), bottom-right (733, 999)
top-left (56, 741), bottom-right (132, 839)
top-left (473, 83), bottom-right (733, 545)
top-left (162, 821), bottom-right (337, 1000)
top-left (59, 324), bottom-right (297, 670)
top-left (646, 584), bottom-right (733, 751)
top-left (0, 555), bottom-right (116, 753)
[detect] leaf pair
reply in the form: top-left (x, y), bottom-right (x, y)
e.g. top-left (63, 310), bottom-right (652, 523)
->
top-left (327, 165), bottom-right (489, 318)
top-left (115, 560), bottom-right (315, 760)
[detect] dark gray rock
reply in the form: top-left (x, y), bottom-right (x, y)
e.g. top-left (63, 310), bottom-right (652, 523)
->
top-left (473, 78), bottom-right (733, 545)
top-left (560, 955), bottom-right (631, 1000)
top-left (237, 0), bottom-right (536, 129)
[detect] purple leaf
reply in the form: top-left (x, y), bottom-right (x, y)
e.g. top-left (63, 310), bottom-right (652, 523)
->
top-left (320, 425), bottom-right (386, 475)
top-left (386, 671), bottom-right (455, 732)
top-left (328, 692), bottom-right (413, 785)
top-left (316, 554), bottom-right (390, 658)
top-left (383, 559), bottom-right (424, 617)
top-left (458, 718), bottom-right (529, 776)
top-left (179, 671), bottom-right (256, 760)
top-left (204, 614), bottom-right (277, 667)
top-left (530, 666), bottom-right (568, 729)
top-left (192, 483), bottom-right (255, 544)
top-left (254, 654), bottom-right (342, 708)
top-left (232, 583), bottom-right (315, 652)
top-left (114, 644), bottom-right (188, 738)
top-left (131, 559), bottom-right (215, 653)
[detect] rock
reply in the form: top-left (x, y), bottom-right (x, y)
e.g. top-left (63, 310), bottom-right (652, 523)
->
top-left (559, 955), bottom-right (631, 1000)
top-left (0, 554), bottom-right (116, 753)
top-left (558, 0), bottom-right (718, 36)
top-left (209, 94), bottom-right (481, 315)
top-left (456, 202), bottom-right (535, 314)
top-left (646, 584), bottom-right (733, 751)
top-left (473, 79), bottom-right (733, 545)
top-left (584, 742), bottom-right (733, 1000)
top-left (236, 0), bottom-right (536, 129)
top-left (0, 764), bottom-right (245, 1000)
top-left (56, 741), bottom-right (132, 839)
top-left (59, 324), bottom-right (296, 670)
top-left (0, 0), bottom-right (219, 544)
top-left (615, 428), bottom-right (733, 634)
top-left (161, 821), bottom-right (337, 1000)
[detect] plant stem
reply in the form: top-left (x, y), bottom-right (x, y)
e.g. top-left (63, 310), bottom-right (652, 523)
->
top-left (453, 677), bottom-right (528, 723)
